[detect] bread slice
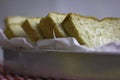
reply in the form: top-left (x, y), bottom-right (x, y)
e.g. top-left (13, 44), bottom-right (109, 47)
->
top-left (22, 18), bottom-right (43, 42)
top-left (62, 13), bottom-right (120, 47)
top-left (4, 24), bottom-right (27, 39)
top-left (4, 16), bottom-right (27, 39)
top-left (38, 12), bottom-right (67, 38)
top-left (5, 16), bottom-right (27, 25)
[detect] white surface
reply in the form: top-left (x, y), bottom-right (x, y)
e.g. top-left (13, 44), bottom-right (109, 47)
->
top-left (1, 28), bottom-right (120, 53)
top-left (0, 0), bottom-right (120, 29)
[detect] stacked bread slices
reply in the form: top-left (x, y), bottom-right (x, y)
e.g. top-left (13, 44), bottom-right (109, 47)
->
top-left (3, 12), bottom-right (120, 47)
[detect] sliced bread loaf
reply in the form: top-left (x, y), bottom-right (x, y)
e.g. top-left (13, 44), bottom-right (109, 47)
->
top-left (62, 13), bottom-right (120, 47)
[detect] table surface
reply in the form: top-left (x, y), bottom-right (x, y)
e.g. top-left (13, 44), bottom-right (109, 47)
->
top-left (0, 72), bottom-right (66, 80)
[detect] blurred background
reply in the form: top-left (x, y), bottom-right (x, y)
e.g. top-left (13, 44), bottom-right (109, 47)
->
top-left (0, 0), bottom-right (120, 29)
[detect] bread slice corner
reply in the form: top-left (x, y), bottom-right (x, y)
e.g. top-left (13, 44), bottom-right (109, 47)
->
top-left (5, 16), bottom-right (27, 26)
